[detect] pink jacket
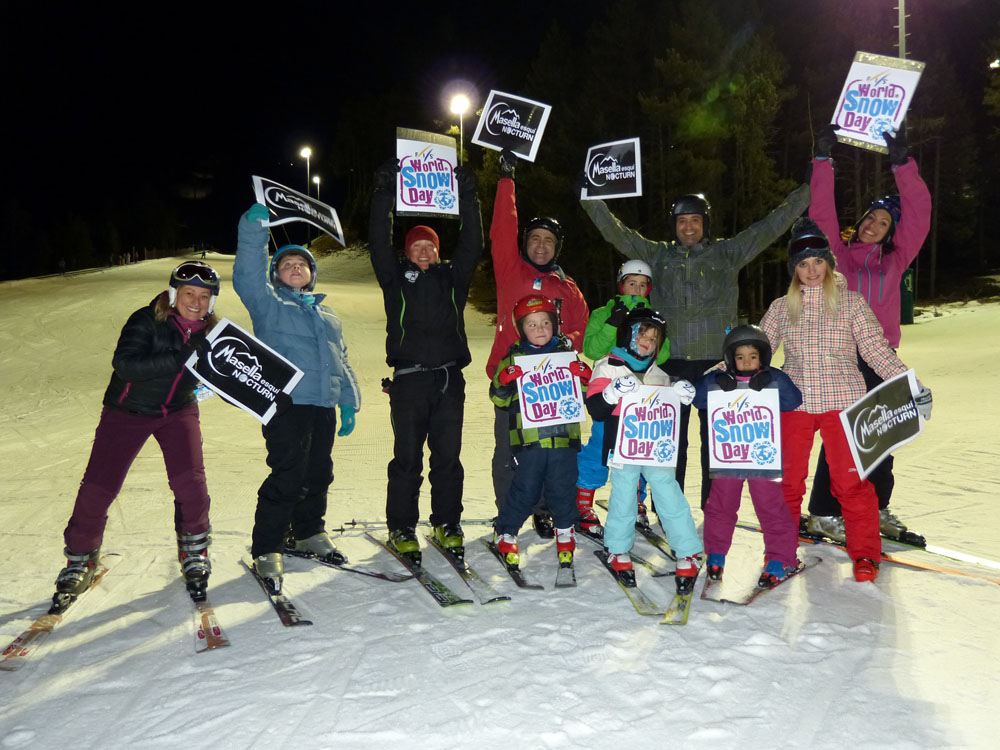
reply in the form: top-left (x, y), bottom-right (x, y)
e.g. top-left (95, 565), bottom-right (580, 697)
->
top-left (486, 178), bottom-right (589, 379)
top-left (809, 157), bottom-right (931, 348)
top-left (759, 274), bottom-right (907, 414)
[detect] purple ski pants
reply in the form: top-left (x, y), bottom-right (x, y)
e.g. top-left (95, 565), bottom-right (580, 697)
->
top-left (702, 476), bottom-right (798, 566)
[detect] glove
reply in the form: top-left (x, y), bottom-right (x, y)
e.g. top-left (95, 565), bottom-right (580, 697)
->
top-left (455, 165), bottom-right (477, 199)
top-left (177, 331), bottom-right (209, 365)
top-left (748, 371), bottom-right (772, 391)
top-left (884, 123), bottom-right (908, 166)
top-left (338, 405), bottom-right (356, 436)
top-left (814, 123), bottom-right (840, 159)
top-left (606, 300), bottom-right (631, 328)
top-left (247, 203), bottom-right (269, 224)
top-left (499, 148), bottom-right (517, 180)
top-left (714, 371), bottom-right (738, 392)
top-left (914, 381), bottom-right (932, 421)
top-left (274, 392), bottom-right (293, 416)
top-left (602, 375), bottom-right (638, 404)
top-left (673, 379), bottom-right (695, 406)
top-left (569, 360), bottom-right (592, 385)
top-left (373, 158), bottom-right (399, 192)
top-left (498, 364), bottom-right (523, 386)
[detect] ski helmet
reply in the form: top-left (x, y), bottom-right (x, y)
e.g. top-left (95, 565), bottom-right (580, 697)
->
top-left (169, 261), bottom-right (220, 314)
top-left (723, 325), bottom-right (772, 374)
top-left (513, 294), bottom-right (558, 338)
top-left (522, 216), bottom-right (564, 259)
top-left (786, 217), bottom-right (835, 275)
top-left (617, 259), bottom-right (653, 294)
top-left (671, 193), bottom-right (711, 240)
top-left (616, 307), bottom-right (667, 359)
top-left (854, 194), bottom-right (901, 245)
top-left (270, 245), bottom-right (317, 291)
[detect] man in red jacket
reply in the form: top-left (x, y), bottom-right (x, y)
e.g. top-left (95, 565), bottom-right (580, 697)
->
top-left (488, 151), bottom-right (590, 532)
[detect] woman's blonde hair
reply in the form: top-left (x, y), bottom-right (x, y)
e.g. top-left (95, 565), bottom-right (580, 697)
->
top-left (785, 261), bottom-right (839, 325)
top-left (154, 290), bottom-right (219, 330)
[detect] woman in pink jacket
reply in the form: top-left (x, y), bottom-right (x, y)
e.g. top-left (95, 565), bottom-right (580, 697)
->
top-left (760, 218), bottom-right (932, 582)
top-left (804, 124), bottom-right (932, 544)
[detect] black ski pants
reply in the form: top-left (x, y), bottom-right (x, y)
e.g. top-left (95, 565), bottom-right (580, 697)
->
top-left (663, 358), bottom-right (714, 508)
top-left (386, 366), bottom-right (465, 531)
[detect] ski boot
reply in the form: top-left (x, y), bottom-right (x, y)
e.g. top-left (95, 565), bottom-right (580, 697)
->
top-left (675, 555), bottom-right (700, 594)
top-left (804, 514), bottom-right (846, 544)
top-left (555, 526), bottom-right (576, 567)
top-left (388, 527), bottom-right (422, 566)
top-left (52, 548), bottom-right (100, 611)
top-left (177, 530), bottom-right (211, 601)
top-left (432, 523), bottom-right (465, 559)
top-left (757, 559), bottom-right (794, 589)
top-left (532, 512), bottom-right (555, 539)
top-left (636, 497), bottom-right (651, 531)
top-left (292, 531), bottom-right (348, 565)
top-left (253, 552), bottom-right (284, 593)
top-left (574, 487), bottom-right (603, 539)
top-left (853, 557), bottom-right (879, 583)
top-left (605, 551), bottom-right (636, 588)
top-left (706, 553), bottom-right (725, 581)
top-left (495, 533), bottom-right (520, 568)
top-left (878, 508), bottom-right (925, 546)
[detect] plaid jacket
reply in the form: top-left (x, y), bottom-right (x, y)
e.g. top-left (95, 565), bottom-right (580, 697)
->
top-left (759, 274), bottom-right (907, 413)
top-left (580, 184), bottom-right (809, 360)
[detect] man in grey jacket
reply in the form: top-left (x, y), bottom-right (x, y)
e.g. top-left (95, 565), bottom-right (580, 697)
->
top-left (580, 184), bottom-right (809, 506)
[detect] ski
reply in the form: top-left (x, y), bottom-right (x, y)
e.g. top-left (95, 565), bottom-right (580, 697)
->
top-left (713, 557), bottom-right (822, 607)
top-left (482, 539), bottom-right (545, 590)
top-left (365, 533), bottom-right (474, 607)
top-left (799, 515), bottom-right (927, 549)
top-left (1, 555), bottom-right (117, 672)
top-left (192, 596), bottom-right (230, 652)
top-left (242, 559), bottom-right (312, 626)
top-left (424, 534), bottom-right (510, 604)
top-left (577, 525), bottom-right (672, 577)
top-left (595, 498), bottom-right (677, 561)
top-left (738, 521), bottom-right (1000, 586)
top-left (661, 589), bottom-right (695, 625)
top-left (592, 550), bottom-right (666, 616)
top-left (283, 547), bottom-right (412, 582)
top-left (555, 552), bottom-right (577, 589)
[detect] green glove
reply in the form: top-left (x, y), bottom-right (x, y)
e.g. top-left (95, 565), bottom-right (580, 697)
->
top-left (247, 203), bottom-right (269, 224)
top-left (338, 405), bottom-right (356, 436)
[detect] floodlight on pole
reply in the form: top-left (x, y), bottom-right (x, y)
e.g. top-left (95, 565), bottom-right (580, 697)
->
top-left (299, 146), bottom-right (312, 194)
top-left (312, 175), bottom-right (321, 201)
top-left (450, 94), bottom-right (471, 165)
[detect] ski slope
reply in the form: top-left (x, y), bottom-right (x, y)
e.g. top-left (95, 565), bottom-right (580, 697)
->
top-left (1, 252), bottom-right (997, 750)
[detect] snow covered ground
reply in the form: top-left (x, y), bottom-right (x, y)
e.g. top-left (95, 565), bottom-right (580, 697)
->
top-left (1, 252), bottom-right (998, 750)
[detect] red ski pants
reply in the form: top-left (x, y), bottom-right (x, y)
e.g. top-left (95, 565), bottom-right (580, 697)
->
top-left (781, 410), bottom-right (880, 561)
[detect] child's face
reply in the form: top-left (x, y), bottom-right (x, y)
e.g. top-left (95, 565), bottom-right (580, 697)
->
top-left (733, 345), bottom-right (761, 372)
top-left (635, 324), bottom-right (660, 356)
top-left (621, 275), bottom-right (650, 296)
top-left (278, 254), bottom-right (312, 289)
top-left (521, 311), bottom-right (554, 346)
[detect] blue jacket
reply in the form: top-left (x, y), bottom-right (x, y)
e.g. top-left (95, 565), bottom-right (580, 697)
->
top-left (233, 213), bottom-right (361, 411)
top-left (693, 365), bottom-right (801, 412)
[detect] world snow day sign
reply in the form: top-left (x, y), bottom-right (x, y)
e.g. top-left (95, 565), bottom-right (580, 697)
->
top-left (395, 128), bottom-right (460, 218)
top-left (184, 319), bottom-right (303, 425)
top-left (706, 388), bottom-right (782, 478)
top-left (831, 52), bottom-right (925, 153)
top-left (840, 370), bottom-right (924, 480)
top-left (252, 177), bottom-right (345, 246)
top-left (579, 138), bottom-right (642, 200)
top-left (471, 90), bottom-right (552, 163)
top-left (612, 385), bottom-right (680, 468)
top-left (513, 352), bottom-right (587, 429)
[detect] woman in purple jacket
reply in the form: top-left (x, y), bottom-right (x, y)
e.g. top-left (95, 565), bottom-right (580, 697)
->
top-left (803, 124), bottom-right (932, 545)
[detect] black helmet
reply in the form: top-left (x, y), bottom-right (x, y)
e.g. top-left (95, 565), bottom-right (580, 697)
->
top-left (723, 325), bottom-right (772, 374)
top-left (616, 307), bottom-right (668, 360)
top-left (522, 216), bottom-right (564, 258)
top-left (671, 193), bottom-right (711, 239)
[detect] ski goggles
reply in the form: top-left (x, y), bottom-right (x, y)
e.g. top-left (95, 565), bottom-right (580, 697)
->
top-left (172, 263), bottom-right (220, 286)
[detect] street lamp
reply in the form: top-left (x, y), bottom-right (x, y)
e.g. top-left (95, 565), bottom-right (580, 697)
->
top-left (299, 146), bottom-right (312, 194)
top-left (450, 94), bottom-right (470, 165)
top-left (312, 175), bottom-right (321, 201)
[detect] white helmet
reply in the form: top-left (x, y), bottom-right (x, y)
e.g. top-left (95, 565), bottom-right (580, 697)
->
top-left (617, 259), bottom-right (653, 293)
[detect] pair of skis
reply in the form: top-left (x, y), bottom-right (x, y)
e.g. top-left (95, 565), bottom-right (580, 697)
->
top-left (700, 557), bottom-right (823, 606)
top-left (481, 538), bottom-right (578, 591)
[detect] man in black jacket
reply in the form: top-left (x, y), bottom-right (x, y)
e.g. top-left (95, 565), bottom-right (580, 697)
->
top-left (368, 160), bottom-right (483, 561)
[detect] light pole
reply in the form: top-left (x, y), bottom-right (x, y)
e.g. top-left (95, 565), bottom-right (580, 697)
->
top-left (450, 94), bottom-right (470, 165)
top-left (299, 146), bottom-right (312, 194)
top-left (312, 175), bottom-right (321, 201)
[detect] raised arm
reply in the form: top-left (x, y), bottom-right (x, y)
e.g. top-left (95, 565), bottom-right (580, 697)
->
top-left (579, 198), bottom-right (659, 265)
top-left (721, 182), bottom-right (810, 268)
top-left (232, 204), bottom-right (274, 313)
top-left (450, 166), bottom-right (484, 288)
top-left (368, 160), bottom-right (401, 288)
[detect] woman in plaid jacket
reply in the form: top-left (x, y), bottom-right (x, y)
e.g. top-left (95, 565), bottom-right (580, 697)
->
top-left (759, 219), bottom-right (931, 582)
